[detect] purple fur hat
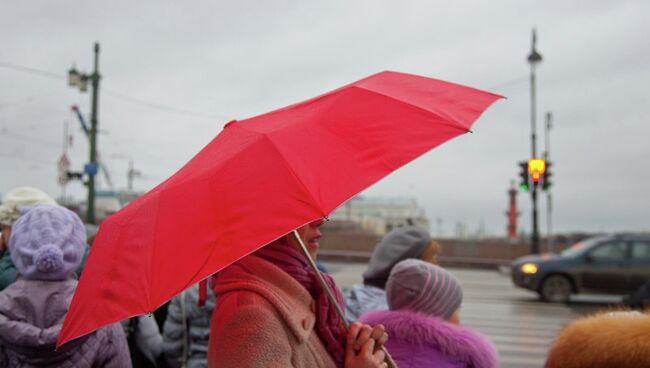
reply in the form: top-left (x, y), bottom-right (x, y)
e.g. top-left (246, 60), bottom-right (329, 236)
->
top-left (9, 204), bottom-right (86, 281)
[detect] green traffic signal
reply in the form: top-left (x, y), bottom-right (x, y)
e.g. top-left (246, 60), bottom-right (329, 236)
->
top-left (518, 161), bottom-right (529, 192)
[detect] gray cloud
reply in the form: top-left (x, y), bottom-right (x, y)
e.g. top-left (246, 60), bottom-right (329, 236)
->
top-left (1, 0), bottom-right (649, 236)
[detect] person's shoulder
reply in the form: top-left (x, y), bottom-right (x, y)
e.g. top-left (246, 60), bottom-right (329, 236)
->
top-left (212, 289), bottom-right (284, 337)
top-left (369, 310), bottom-right (498, 368)
top-left (216, 285), bottom-right (274, 313)
top-left (0, 277), bottom-right (28, 299)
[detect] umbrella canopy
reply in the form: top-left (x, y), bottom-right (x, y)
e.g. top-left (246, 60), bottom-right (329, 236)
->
top-left (58, 71), bottom-right (502, 347)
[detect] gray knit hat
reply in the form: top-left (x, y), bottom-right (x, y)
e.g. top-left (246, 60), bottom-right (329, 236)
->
top-left (363, 225), bottom-right (431, 289)
top-left (9, 204), bottom-right (86, 281)
top-left (386, 259), bottom-right (462, 319)
top-left (0, 187), bottom-right (57, 227)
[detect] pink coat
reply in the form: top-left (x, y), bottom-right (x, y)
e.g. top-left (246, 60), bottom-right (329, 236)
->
top-left (208, 255), bottom-right (337, 368)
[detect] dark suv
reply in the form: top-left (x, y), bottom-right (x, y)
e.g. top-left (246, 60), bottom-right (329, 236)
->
top-left (511, 234), bottom-right (650, 302)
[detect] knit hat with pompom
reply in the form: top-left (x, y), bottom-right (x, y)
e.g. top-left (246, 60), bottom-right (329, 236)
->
top-left (9, 204), bottom-right (86, 281)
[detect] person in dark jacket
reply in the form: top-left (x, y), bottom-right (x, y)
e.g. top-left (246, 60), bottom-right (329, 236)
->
top-left (0, 204), bottom-right (131, 367)
top-left (163, 282), bottom-right (216, 368)
top-left (360, 259), bottom-right (498, 368)
top-left (344, 225), bottom-right (441, 322)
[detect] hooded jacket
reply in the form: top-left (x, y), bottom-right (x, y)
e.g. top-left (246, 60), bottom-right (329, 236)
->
top-left (0, 278), bottom-right (131, 367)
top-left (343, 284), bottom-right (388, 323)
top-left (208, 255), bottom-right (337, 368)
top-left (545, 311), bottom-right (650, 368)
top-left (163, 282), bottom-right (216, 368)
top-left (360, 310), bottom-right (498, 368)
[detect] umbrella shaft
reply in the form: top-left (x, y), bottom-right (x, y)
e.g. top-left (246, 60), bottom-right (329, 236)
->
top-left (291, 231), bottom-right (398, 368)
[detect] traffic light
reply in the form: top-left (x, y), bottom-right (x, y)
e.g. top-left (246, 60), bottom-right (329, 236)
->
top-left (528, 158), bottom-right (546, 184)
top-left (542, 161), bottom-right (553, 191)
top-left (518, 161), bottom-right (529, 192)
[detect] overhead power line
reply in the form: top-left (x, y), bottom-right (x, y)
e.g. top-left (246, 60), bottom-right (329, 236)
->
top-left (0, 60), bottom-right (227, 121)
top-left (0, 61), bottom-right (65, 80)
top-left (0, 152), bottom-right (57, 166)
top-left (103, 89), bottom-right (228, 121)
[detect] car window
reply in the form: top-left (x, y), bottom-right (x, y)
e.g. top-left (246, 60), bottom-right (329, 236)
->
top-left (561, 237), bottom-right (603, 258)
top-left (631, 241), bottom-right (650, 261)
top-left (588, 242), bottom-right (626, 261)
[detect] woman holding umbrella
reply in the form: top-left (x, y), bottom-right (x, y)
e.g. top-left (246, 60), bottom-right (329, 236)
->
top-left (208, 219), bottom-right (389, 368)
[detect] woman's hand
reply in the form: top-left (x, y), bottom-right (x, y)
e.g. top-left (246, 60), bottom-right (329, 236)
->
top-left (344, 322), bottom-right (389, 368)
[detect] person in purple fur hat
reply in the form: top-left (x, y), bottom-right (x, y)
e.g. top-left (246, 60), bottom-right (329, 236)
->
top-left (0, 204), bottom-right (131, 367)
top-left (359, 259), bottom-right (499, 368)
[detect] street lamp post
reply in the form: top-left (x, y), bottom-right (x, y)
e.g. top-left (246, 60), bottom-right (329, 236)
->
top-left (527, 29), bottom-right (543, 254)
top-left (68, 42), bottom-right (101, 224)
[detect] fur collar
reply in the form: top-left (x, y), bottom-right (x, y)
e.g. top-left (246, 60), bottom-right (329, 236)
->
top-left (546, 311), bottom-right (650, 368)
top-left (360, 310), bottom-right (498, 368)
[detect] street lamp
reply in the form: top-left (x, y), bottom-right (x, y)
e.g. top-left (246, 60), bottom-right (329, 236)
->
top-left (68, 43), bottom-right (101, 224)
top-left (67, 66), bottom-right (81, 87)
top-left (112, 154), bottom-right (142, 192)
top-left (527, 29), bottom-right (543, 254)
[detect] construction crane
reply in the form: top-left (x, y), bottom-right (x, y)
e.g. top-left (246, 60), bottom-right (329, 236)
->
top-left (70, 105), bottom-right (114, 189)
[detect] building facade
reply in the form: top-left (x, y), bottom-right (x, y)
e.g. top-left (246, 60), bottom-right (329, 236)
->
top-left (330, 196), bottom-right (429, 236)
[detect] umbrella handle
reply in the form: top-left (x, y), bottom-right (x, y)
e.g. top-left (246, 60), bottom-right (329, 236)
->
top-left (291, 230), bottom-right (398, 368)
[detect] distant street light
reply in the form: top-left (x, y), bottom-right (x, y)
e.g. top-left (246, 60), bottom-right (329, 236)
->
top-left (528, 29), bottom-right (543, 254)
top-left (68, 43), bottom-right (101, 224)
top-left (112, 154), bottom-right (143, 192)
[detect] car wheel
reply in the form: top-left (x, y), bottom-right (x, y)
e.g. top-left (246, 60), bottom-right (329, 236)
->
top-left (540, 275), bottom-right (572, 303)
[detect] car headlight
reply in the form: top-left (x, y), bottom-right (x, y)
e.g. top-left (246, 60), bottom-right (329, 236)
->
top-left (520, 263), bottom-right (538, 274)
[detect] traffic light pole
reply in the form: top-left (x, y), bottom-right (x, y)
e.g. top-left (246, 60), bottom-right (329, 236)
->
top-left (531, 184), bottom-right (540, 254)
top-left (87, 43), bottom-right (100, 224)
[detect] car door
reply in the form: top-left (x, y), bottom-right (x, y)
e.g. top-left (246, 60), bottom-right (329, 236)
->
top-left (627, 240), bottom-right (650, 291)
top-left (579, 240), bottom-right (628, 292)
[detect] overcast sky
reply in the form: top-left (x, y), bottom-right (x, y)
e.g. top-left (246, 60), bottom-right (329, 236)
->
top-left (1, 1), bottom-right (648, 237)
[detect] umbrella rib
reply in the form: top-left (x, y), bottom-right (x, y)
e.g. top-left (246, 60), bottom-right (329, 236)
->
top-left (261, 133), bottom-right (326, 217)
top-left (351, 86), bottom-right (472, 133)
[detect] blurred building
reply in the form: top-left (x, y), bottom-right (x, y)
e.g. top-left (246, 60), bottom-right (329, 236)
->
top-left (329, 195), bottom-right (429, 235)
top-left (59, 189), bottom-right (144, 224)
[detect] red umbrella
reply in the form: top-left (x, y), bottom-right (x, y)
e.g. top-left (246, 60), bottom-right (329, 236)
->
top-left (58, 70), bottom-right (502, 347)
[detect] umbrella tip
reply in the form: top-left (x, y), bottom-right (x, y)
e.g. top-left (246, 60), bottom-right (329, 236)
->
top-left (467, 129), bottom-right (474, 134)
top-left (224, 120), bottom-right (238, 129)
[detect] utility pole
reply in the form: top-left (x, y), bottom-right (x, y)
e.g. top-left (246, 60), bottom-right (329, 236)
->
top-left (527, 29), bottom-right (543, 254)
top-left (68, 43), bottom-right (101, 224)
top-left (544, 112), bottom-right (553, 253)
top-left (88, 43), bottom-right (100, 224)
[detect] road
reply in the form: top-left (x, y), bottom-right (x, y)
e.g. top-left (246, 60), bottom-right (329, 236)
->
top-left (322, 261), bottom-right (621, 368)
